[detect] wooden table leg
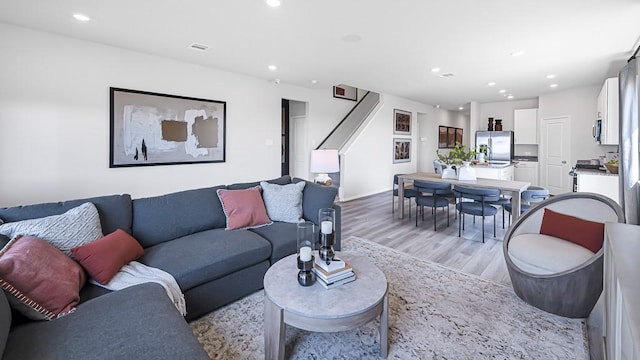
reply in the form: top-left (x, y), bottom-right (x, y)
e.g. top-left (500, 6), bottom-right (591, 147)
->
top-left (380, 292), bottom-right (388, 358)
top-left (264, 296), bottom-right (285, 360)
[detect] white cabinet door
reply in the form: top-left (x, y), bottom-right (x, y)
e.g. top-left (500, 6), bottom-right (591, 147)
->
top-left (514, 162), bottom-right (538, 186)
top-left (603, 78), bottom-right (619, 145)
top-left (577, 173), bottom-right (619, 205)
top-left (475, 165), bottom-right (514, 180)
top-left (514, 109), bottom-right (538, 144)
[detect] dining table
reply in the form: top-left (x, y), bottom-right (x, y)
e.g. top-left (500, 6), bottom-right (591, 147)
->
top-left (397, 172), bottom-right (531, 222)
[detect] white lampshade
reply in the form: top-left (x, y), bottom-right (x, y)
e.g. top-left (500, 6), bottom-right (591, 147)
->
top-left (310, 149), bottom-right (339, 173)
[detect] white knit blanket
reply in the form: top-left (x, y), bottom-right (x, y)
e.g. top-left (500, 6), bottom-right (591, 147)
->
top-left (91, 261), bottom-right (186, 316)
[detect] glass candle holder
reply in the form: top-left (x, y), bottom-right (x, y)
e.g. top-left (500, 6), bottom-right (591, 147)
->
top-left (318, 208), bottom-right (336, 263)
top-left (297, 221), bottom-right (316, 286)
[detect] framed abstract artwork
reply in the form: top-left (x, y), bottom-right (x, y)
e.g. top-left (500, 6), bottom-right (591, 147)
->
top-left (110, 87), bottom-right (226, 167)
top-left (446, 127), bottom-right (456, 148)
top-left (393, 138), bottom-right (411, 163)
top-left (438, 126), bottom-right (448, 148)
top-left (333, 84), bottom-right (357, 101)
top-left (393, 109), bottom-right (412, 135)
top-left (455, 128), bottom-right (463, 145)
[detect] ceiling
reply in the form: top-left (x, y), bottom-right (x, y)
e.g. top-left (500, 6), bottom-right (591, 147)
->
top-left (1, 0), bottom-right (638, 110)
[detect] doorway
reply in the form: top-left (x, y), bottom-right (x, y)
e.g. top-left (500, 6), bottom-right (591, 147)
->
top-left (540, 116), bottom-right (572, 195)
top-left (281, 99), bottom-right (308, 178)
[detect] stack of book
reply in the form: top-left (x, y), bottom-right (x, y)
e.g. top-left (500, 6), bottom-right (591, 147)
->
top-left (313, 257), bottom-right (356, 289)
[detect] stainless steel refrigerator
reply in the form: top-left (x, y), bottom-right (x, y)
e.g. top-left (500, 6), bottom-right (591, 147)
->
top-left (475, 131), bottom-right (514, 162)
top-left (618, 56), bottom-right (640, 225)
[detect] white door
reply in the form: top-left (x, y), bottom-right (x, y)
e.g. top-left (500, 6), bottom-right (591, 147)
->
top-left (290, 115), bottom-right (308, 179)
top-left (540, 116), bottom-right (571, 195)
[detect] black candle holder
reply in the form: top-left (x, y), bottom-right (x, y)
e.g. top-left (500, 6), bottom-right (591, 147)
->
top-left (297, 255), bottom-right (316, 286)
top-left (319, 232), bottom-right (335, 263)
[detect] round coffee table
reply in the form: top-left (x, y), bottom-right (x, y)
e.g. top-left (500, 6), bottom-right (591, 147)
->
top-left (263, 253), bottom-right (388, 359)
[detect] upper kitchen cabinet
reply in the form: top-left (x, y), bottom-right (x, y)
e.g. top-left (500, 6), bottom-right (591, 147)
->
top-left (514, 108), bottom-right (538, 144)
top-left (596, 77), bottom-right (619, 145)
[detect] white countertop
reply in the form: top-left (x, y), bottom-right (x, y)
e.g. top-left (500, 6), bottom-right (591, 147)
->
top-left (575, 168), bottom-right (618, 177)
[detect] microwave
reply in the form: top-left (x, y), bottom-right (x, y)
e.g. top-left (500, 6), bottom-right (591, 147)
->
top-left (593, 119), bottom-right (602, 143)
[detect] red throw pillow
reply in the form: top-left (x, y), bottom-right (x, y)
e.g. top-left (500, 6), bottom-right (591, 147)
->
top-left (217, 186), bottom-right (273, 230)
top-left (71, 229), bottom-right (144, 285)
top-left (539, 208), bottom-right (605, 253)
top-left (0, 235), bottom-right (86, 320)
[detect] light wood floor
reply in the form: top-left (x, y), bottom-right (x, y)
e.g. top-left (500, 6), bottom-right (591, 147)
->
top-left (339, 191), bottom-right (512, 285)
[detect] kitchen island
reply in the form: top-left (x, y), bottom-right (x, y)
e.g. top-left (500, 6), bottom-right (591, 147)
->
top-left (472, 162), bottom-right (515, 181)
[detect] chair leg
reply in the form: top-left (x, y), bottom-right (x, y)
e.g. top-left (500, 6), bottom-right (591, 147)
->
top-left (433, 205), bottom-right (437, 231)
top-left (458, 211), bottom-right (462, 237)
top-left (415, 205), bottom-right (418, 227)
top-left (392, 195), bottom-right (394, 214)
top-left (446, 205), bottom-right (450, 227)
top-left (501, 207), bottom-right (505, 229)
top-left (481, 214), bottom-right (485, 243)
top-left (494, 214), bottom-right (496, 237)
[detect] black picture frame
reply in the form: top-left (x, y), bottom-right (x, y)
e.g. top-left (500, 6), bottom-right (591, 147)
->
top-left (110, 87), bottom-right (226, 167)
top-left (446, 127), bottom-right (456, 148)
top-left (438, 126), bottom-right (448, 148)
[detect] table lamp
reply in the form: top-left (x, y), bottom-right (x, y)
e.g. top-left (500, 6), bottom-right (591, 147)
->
top-left (310, 149), bottom-right (339, 185)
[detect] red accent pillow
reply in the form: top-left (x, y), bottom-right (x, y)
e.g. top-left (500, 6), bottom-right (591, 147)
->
top-left (71, 229), bottom-right (144, 285)
top-left (539, 208), bottom-right (605, 253)
top-left (217, 186), bottom-right (273, 230)
top-left (0, 235), bottom-right (86, 320)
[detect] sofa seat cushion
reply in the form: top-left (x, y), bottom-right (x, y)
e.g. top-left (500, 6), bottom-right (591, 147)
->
top-left (3, 283), bottom-right (208, 360)
top-left (249, 222), bottom-right (298, 263)
top-left (138, 228), bottom-right (271, 290)
top-left (508, 233), bottom-right (596, 275)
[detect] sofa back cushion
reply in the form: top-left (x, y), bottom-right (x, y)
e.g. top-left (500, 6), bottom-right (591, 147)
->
top-left (0, 194), bottom-right (132, 237)
top-left (227, 175), bottom-right (291, 190)
top-left (132, 186), bottom-right (227, 248)
top-left (292, 178), bottom-right (338, 225)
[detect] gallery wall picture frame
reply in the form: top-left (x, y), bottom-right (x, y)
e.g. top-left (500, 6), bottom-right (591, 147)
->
top-left (333, 84), bottom-right (358, 101)
top-left (446, 127), bottom-right (456, 148)
top-left (393, 109), bottom-right (412, 135)
top-left (393, 138), bottom-right (411, 163)
top-left (438, 126), bottom-right (448, 148)
top-left (455, 128), bottom-right (463, 146)
top-left (110, 87), bottom-right (226, 168)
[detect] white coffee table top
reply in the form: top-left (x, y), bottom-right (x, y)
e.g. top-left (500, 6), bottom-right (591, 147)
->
top-left (264, 253), bottom-right (387, 319)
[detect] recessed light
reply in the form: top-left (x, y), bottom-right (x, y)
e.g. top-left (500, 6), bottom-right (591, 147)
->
top-left (499, 89), bottom-right (506, 94)
top-left (431, 67), bottom-right (441, 73)
top-left (310, 80), bottom-right (318, 84)
top-left (507, 95), bottom-right (514, 99)
top-left (266, 0), bottom-right (281, 7)
top-left (550, 84), bottom-right (558, 88)
top-left (341, 34), bottom-right (362, 42)
top-left (546, 74), bottom-right (556, 79)
top-left (268, 65), bottom-right (277, 71)
top-left (435, 105), bottom-right (440, 109)
top-left (510, 50), bottom-right (525, 57)
top-left (488, 82), bottom-right (496, 86)
top-left (73, 13), bottom-right (91, 22)
top-left (458, 106), bottom-right (464, 110)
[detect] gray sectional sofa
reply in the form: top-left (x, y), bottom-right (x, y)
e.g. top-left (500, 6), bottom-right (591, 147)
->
top-left (0, 175), bottom-right (340, 359)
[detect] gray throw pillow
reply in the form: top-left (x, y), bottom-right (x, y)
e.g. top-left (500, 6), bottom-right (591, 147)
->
top-left (0, 202), bottom-right (103, 256)
top-left (260, 181), bottom-right (306, 223)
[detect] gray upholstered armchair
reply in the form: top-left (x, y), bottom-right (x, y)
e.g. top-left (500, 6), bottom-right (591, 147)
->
top-left (503, 192), bottom-right (625, 318)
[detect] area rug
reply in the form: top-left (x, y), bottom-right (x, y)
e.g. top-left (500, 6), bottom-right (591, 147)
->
top-left (190, 236), bottom-right (588, 359)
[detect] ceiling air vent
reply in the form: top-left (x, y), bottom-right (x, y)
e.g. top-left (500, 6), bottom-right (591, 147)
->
top-left (189, 43), bottom-right (209, 52)
top-left (439, 73), bottom-right (455, 78)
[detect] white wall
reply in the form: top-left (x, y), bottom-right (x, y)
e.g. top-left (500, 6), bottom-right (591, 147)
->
top-left (418, 109), bottom-right (470, 173)
top-left (476, 98), bottom-right (539, 135)
top-left (538, 85), bottom-right (618, 165)
top-left (0, 24), bottom-right (356, 206)
top-left (339, 94), bottom-right (434, 200)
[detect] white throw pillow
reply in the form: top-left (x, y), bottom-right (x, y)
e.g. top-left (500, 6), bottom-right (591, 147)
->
top-left (0, 202), bottom-right (103, 256)
top-left (259, 181), bottom-right (305, 223)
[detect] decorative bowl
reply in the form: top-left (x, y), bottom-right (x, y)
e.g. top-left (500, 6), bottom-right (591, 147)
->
top-left (605, 163), bottom-right (619, 174)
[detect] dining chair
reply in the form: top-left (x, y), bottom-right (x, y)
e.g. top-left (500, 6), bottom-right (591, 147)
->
top-left (413, 180), bottom-right (452, 231)
top-left (484, 194), bottom-right (511, 229)
top-left (503, 186), bottom-right (550, 226)
top-left (453, 185), bottom-right (501, 243)
top-left (392, 174), bottom-right (418, 218)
